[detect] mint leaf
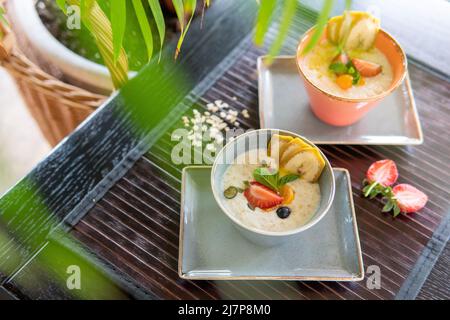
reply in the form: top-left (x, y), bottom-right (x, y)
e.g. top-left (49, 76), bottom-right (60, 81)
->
top-left (347, 62), bottom-right (361, 85)
top-left (253, 167), bottom-right (279, 192)
top-left (253, 168), bottom-right (300, 192)
top-left (329, 62), bottom-right (348, 75)
top-left (278, 174), bottom-right (300, 187)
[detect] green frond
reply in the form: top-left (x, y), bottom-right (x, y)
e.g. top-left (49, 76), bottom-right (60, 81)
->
top-left (172, 0), bottom-right (185, 32)
top-left (111, 0), bottom-right (127, 63)
top-left (148, 0), bottom-right (166, 62)
top-left (132, 0), bottom-right (153, 62)
top-left (266, 0), bottom-right (297, 64)
top-left (175, 0), bottom-right (196, 59)
top-left (254, 0), bottom-right (276, 46)
top-left (56, 0), bottom-right (67, 14)
top-left (301, 0), bottom-right (334, 55)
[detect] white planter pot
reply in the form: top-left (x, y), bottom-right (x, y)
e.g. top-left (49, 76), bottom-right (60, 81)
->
top-left (7, 0), bottom-right (134, 94)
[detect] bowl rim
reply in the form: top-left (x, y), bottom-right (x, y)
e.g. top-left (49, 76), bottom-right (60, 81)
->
top-left (296, 26), bottom-right (407, 103)
top-left (211, 128), bottom-right (336, 237)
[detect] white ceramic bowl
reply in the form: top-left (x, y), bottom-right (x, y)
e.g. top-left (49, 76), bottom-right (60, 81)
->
top-left (211, 129), bottom-right (336, 246)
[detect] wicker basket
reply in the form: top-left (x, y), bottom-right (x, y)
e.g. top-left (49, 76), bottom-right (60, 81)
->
top-left (0, 5), bottom-right (106, 146)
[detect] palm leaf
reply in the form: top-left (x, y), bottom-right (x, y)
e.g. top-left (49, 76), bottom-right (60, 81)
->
top-left (65, 0), bottom-right (129, 88)
top-left (254, 0), bottom-right (276, 46)
top-left (147, 0), bottom-right (165, 62)
top-left (301, 0), bottom-right (334, 54)
top-left (266, 0), bottom-right (297, 64)
top-left (175, 0), bottom-right (197, 59)
top-left (80, 0), bottom-right (95, 29)
top-left (0, 5), bottom-right (8, 27)
top-left (56, 0), bottom-right (67, 14)
top-left (132, 0), bottom-right (153, 61)
top-left (111, 0), bottom-right (127, 63)
top-left (172, 0), bottom-right (185, 33)
top-left (0, 5), bottom-right (6, 40)
top-left (346, 0), bottom-right (352, 9)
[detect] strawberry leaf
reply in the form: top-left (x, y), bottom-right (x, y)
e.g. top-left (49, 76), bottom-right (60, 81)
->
top-left (382, 200), bottom-right (394, 212)
top-left (393, 205), bottom-right (401, 217)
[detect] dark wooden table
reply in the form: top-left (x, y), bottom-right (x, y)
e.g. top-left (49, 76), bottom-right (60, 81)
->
top-left (0, 0), bottom-right (449, 300)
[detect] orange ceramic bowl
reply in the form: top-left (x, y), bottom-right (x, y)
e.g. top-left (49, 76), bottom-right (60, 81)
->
top-left (296, 27), bottom-right (407, 127)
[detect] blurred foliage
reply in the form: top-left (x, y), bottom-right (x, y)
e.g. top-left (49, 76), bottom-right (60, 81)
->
top-left (0, 182), bottom-right (125, 299)
top-left (53, 0), bottom-right (346, 89)
top-left (0, 3), bottom-right (8, 40)
top-left (56, 0), bottom-right (207, 89)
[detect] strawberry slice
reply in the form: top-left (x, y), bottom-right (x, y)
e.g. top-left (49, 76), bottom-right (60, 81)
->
top-left (333, 52), bottom-right (349, 65)
top-left (363, 159), bottom-right (398, 198)
top-left (244, 182), bottom-right (283, 210)
top-left (366, 159), bottom-right (398, 187)
top-left (351, 58), bottom-right (382, 77)
top-left (391, 184), bottom-right (428, 214)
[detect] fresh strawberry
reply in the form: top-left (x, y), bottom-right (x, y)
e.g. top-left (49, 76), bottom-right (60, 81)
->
top-left (244, 182), bottom-right (283, 210)
top-left (389, 184), bottom-right (428, 215)
top-left (351, 58), bottom-right (382, 77)
top-left (366, 159), bottom-right (398, 187)
top-left (333, 52), bottom-right (349, 65)
top-left (363, 159), bottom-right (398, 198)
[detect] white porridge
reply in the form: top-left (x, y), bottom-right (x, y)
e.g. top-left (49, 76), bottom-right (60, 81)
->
top-left (221, 149), bottom-right (321, 233)
top-left (301, 41), bottom-right (393, 99)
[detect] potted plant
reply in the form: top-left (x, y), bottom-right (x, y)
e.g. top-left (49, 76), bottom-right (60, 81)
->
top-left (6, 0), bottom-right (201, 94)
top-left (0, 0), bottom-right (336, 145)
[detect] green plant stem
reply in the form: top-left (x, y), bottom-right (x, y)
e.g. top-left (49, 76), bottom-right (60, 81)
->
top-left (364, 181), bottom-right (378, 197)
top-left (301, 0), bottom-right (334, 55)
top-left (67, 0), bottom-right (129, 89)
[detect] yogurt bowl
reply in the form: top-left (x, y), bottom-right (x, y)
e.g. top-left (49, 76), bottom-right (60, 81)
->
top-left (296, 12), bottom-right (407, 126)
top-left (211, 129), bottom-right (335, 246)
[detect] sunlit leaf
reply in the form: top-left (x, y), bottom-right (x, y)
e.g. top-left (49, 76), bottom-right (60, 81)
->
top-left (56, 0), bottom-right (67, 14)
top-left (175, 0), bottom-right (196, 59)
top-left (172, 0), bottom-right (185, 32)
top-left (80, 0), bottom-right (95, 29)
top-left (301, 0), bottom-right (334, 55)
top-left (266, 0), bottom-right (297, 64)
top-left (346, 0), bottom-right (352, 9)
top-left (111, 0), bottom-right (127, 63)
top-left (132, 0), bottom-right (154, 61)
top-left (148, 0), bottom-right (165, 62)
top-left (254, 0), bottom-right (276, 46)
top-left (0, 5), bottom-right (8, 29)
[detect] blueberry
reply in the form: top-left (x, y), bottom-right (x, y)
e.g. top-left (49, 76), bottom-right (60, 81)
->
top-left (276, 206), bottom-right (291, 219)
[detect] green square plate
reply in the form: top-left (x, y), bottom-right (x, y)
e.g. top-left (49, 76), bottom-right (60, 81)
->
top-left (179, 166), bottom-right (364, 281)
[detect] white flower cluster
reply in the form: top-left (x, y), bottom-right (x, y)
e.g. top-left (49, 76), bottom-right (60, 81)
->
top-left (181, 99), bottom-right (251, 152)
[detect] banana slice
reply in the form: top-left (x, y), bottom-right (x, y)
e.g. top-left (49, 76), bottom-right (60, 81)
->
top-left (326, 16), bottom-right (342, 45)
top-left (268, 134), bottom-right (293, 164)
top-left (338, 11), bottom-right (353, 45)
top-left (280, 138), bottom-right (312, 165)
top-left (326, 11), bottom-right (380, 51)
top-left (283, 148), bottom-right (326, 182)
top-left (345, 16), bottom-right (380, 51)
